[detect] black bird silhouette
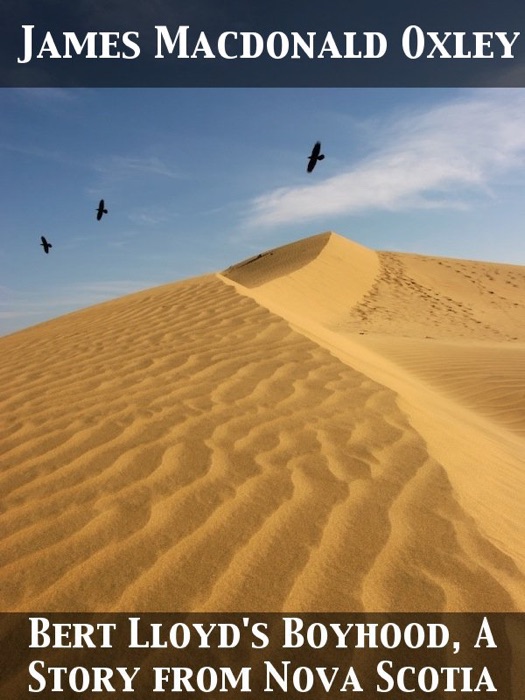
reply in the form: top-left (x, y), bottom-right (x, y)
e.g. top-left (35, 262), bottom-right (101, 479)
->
top-left (307, 141), bottom-right (325, 173)
top-left (40, 236), bottom-right (52, 254)
top-left (96, 199), bottom-right (108, 221)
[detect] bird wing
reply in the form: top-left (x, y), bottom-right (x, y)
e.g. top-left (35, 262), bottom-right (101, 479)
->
top-left (307, 159), bottom-right (316, 173)
top-left (41, 236), bottom-right (46, 244)
top-left (311, 141), bottom-right (321, 158)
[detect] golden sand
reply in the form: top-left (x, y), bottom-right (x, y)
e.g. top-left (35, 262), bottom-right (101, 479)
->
top-left (1, 232), bottom-right (524, 612)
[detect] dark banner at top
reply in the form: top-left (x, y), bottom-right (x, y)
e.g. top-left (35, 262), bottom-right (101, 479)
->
top-left (1, 0), bottom-right (525, 87)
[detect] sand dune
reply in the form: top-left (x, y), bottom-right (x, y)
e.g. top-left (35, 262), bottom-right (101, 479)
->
top-left (1, 232), bottom-right (524, 612)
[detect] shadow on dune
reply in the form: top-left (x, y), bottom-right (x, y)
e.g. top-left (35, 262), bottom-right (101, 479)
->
top-left (222, 232), bottom-right (332, 288)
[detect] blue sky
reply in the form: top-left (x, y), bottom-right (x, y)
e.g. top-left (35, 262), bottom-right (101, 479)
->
top-left (1, 87), bottom-right (525, 335)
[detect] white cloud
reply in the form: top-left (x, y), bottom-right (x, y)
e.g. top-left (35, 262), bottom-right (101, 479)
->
top-left (92, 155), bottom-right (181, 181)
top-left (87, 154), bottom-right (184, 199)
top-left (245, 90), bottom-right (525, 228)
top-left (126, 205), bottom-right (177, 226)
top-left (13, 88), bottom-right (78, 104)
top-left (0, 141), bottom-right (75, 165)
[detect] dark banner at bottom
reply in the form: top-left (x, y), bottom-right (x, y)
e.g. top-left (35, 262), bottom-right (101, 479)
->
top-left (0, 613), bottom-right (523, 698)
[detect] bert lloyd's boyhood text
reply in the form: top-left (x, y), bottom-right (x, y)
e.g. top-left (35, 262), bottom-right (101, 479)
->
top-left (17, 24), bottom-right (521, 63)
top-left (29, 615), bottom-right (499, 650)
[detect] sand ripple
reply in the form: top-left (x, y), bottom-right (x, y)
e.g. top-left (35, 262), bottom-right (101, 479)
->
top-left (1, 233), bottom-right (524, 612)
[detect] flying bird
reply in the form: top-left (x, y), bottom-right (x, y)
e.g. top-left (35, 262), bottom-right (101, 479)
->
top-left (40, 236), bottom-right (52, 254)
top-left (307, 141), bottom-right (325, 173)
top-left (96, 199), bottom-right (108, 221)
